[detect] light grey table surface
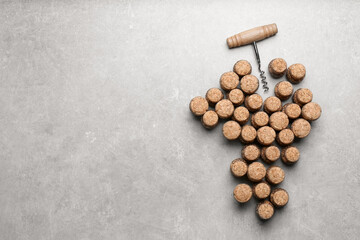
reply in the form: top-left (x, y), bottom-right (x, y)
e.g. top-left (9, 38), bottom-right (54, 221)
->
top-left (0, 0), bottom-right (359, 239)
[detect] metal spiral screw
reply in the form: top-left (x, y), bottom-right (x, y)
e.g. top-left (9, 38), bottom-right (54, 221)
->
top-left (253, 42), bottom-right (269, 92)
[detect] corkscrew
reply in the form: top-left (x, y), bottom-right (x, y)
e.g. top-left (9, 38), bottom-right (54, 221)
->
top-left (226, 23), bottom-right (278, 92)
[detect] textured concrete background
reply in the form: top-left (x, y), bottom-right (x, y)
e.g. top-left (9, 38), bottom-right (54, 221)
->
top-left (0, 0), bottom-right (359, 239)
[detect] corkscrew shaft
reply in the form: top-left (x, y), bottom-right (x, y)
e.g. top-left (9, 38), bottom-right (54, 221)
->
top-left (253, 42), bottom-right (269, 92)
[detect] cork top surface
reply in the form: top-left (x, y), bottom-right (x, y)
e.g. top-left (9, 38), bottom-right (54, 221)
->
top-left (245, 94), bottom-right (263, 111)
top-left (288, 63), bottom-right (306, 81)
top-left (266, 166), bottom-right (285, 185)
top-left (247, 162), bottom-right (266, 182)
top-left (230, 158), bottom-right (248, 177)
top-left (215, 99), bottom-right (234, 119)
top-left (264, 96), bottom-right (282, 113)
top-left (284, 103), bottom-right (301, 119)
top-left (190, 96), bottom-right (209, 116)
top-left (254, 182), bottom-right (271, 199)
top-left (233, 60), bottom-right (252, 77)
top-left (275, 81), bottom-right (293, 98)
top-left (283, 146), bottom-right (300, 163)
top-left (252, 111), bottom-right (269, 128)
top-left (277, 129), bottom-right (294, 145)
top-left (206, 88), bottom-right (224, 104)
top-left (233, 106), bottom-right (249, 124)
top-left (270, 188), bottom-right (289, 207)
top-left (291, 118), bottom-right (311, 138)
top-left (242, 145), bottom-right (260, 162)
top-left (302, 102), bottom-right (322, 121)
top-left (269, 58), bottom-right (287, 73)
top-left (220, 72), bottom-right (239, 91)
top-left (228, 89), bottom-right (244, 105)
top-left (269, 112), bottom-right (289, 131)
top-left (202, 110), bottom-right (218, 128)
top-left (222, 120), bottom-right (241, 140)
top-left (240, 75), bottom-right (259, 94)
top-left (264, 146), bottom-right (280, 161)
top-left (240, 125), bottom-right (257, 142)
top-left (257, 201), bottom-right (274, 220)
top-left (294, 88), bottom-right (313, 105)
top-left (257, 126), bottom-right (276, 146)
top-left (233, 184), bottom-right (252, 203)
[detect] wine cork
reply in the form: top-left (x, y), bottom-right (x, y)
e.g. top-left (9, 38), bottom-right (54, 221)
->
top-left (261, 146), bottom-right (280, 164)
top-left (270, 188), bottom-right (289, 207)
top-left (264, 96), bottom-right (282, 114)
top-left (230, 158), bottom-right (248, 177)
top-left (268, 58), bottom-right (287, 78)
top-left (256, 200), bottom-right (274, 220)
top-left (282, 103), bottom-right (301, 119)
top-left (266, 166), bottom-right (285, 185)
top-left (201, 110), bottom-right (219, 129)
top-left (189, 96), bottom-right (209, 116)
top-left (233, 106), bottom-right (250, 125)
top-left (247, 162), bottom-right (266, 182)
top-left (257, 126), bottom-right (276, 146)
top-left (253, 181), bottom-right (271, 199)
top-left (274, 81), bottom-right (293, 100)
top-left (293, 88), bottom-right (312, 106)
top-left (276, 128), bottom-right (294, 146)
top-left (240, 75), bottom-right (259, 94)
top-left (241, 144), bottom-right (260, 162)
top-left (222, 121), bottom-right (241, 140)
top-left (233, 183), bottom-right (252, 203)
top-left (240, 125), bottom-right (257, 144)
top-left (286, 63), bottom-right (306, 84)
top-left (302, 102), bottom-right (322, 121)
top-left (220, 72), bottom-right (240, 91)
top-left (291, 118), bottom-right (311, 138)
top-left (281, 146), bottom-right (300, 164)
top-left (251, 111), bottom-right (269, 129)
top-left (205, 88), bottom-right (224, 107)
top-left (233, 60), bottom-right (252, 77)
top-left (245, 94), bottom-right (263, 112)
top-left (215, 99), bottom-right (234, 119)
top-left (269, 112), bottom-right (289, 131)
top-left (227, 89), bottom-right (244, 106)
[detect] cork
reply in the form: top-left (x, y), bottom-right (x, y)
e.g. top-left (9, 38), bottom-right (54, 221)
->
top-left (268, 58), bottom-right (287, 78)
top-left (266, 166), bottom-right (285, 185)
top-left (189, 96), bottom-right (209, 116)
top-left (264, 96), bottom-right (282, 114)
top-left (205, 88), bottom-right (224, 107)
top-left (269, 112), bottom-right (289, 131)
top-left (215, 99), bottom-right (234, 119)
top-left (291, 118), bottom-right (311, 138)
top-left (253, 181), bottom-right (271, 199)
top-left (233, 183), bottom-right (252, 203)
top-left (282, 103), bottom-right (301, 119)
top-left (302, 102), bottom-right (322, 121)
top-left (220, 72), bottom-right (240, 91)
top-left (241, 144), bottom-right (260, 162)
top-left (256, 200), bottom-right (274, 220)
top-left (222, 121), bottom-right (241, 140)
top-left (261, 146), bottom-right (280, 164)
top-left (233, 106), bottom-right (250, 125)
top-left (233, 60), bottom-right (252, 77)
top-left (230, 158), bottom-right (248, 177)
top-left (286, 63), bottom-right (306, 84)
top-left (257, 126), bottom-right (276, 146)
top-left (201, 110), bottom-right (219, 129)
top-left (274, 81), bottom-right (293, 101)
top-left (293, 88), bottom-right (312, 106)
top-left (276, 128), bottom-right (294, 146)
top-left (270, 188), bottom-right (289, 207)
top-left (240, 74), bottom-right (259, 94)
top-left (281, 146), bottom-right (300, 164)
top-left (240, 125), bottom-right (257, 144)
top-left (247, 162), bottom-right (266, 182)
top-left (245, 94), bottom-right (263, 112)
top-left (251, 111), bottom-right (269, 129)
top-left (227, 89), bottom-right (244, 106)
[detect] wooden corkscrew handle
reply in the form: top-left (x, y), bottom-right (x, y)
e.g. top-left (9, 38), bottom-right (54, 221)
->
top-left (227, 23), bottom-right (278, 48)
